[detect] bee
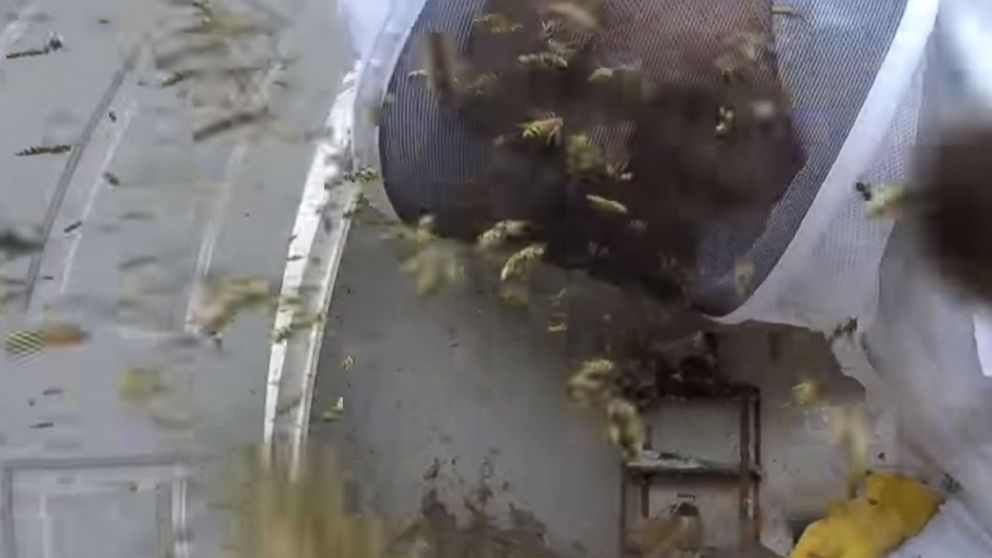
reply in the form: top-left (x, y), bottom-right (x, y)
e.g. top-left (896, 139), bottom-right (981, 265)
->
top-left (830, 405), bottom-right (868, 497)
top-left (161, 69), bottom-right (197, 87)
top-left (733, 258), bottom-right (755, 297)
top-left (180, 11), bottom-right (261, 36)
top-left (118, 367), bottom-right (167, 404)
top-left (606, 398), bottom-right (644, 461)
top-left (476, 220), bottom-right (530, 251)
top-left (543, 1), bottom-right (600, 32)
top-left (401, 245), bottom-right (464, 296)
top-left (472, 13), bottom-right (523, 34)
top-left (5, 323), bottom-right (89, 359)
top-left (828, 317), bottom-right (858, 344)
top-left (273, 313), bottom-right (324, 343)
top-left (586, 194), bottom-right (628, 215)
top-left (5, 48), bottom-right (48, 60)
top-left (567, 358), bottom-right (616, 406)
top-left (0, 229), bottom-right (43, 261)
top-left (567, 134), bottom-right (606, 178)
top-left (462, 72), bottom-right (500, 97)
top-left (189, 275), bottom-right (274, 339)
top-left (863, 183), bottom-right (906, 219)
top-left (790, 378), bottom-right (823, 407)
top-left (715, 106), bottom-right (736, 137)
top-left (341, 167), bottom-right (379, 184)
top-left (588, 67), bottom-right (614, 83)
top-left (520, 115), bottom-right (564, 145)
top-left (103, 172), bottom-right (121, 185)
top-left (321, 397), bottom-right (345, 423)
top-left (16, 144), bottom-right (71, 156)
top-left (422, 32), bottom-right (459, 100)
top-left (500, 244), bottom-right (545, 281)
top-left (341, 355), bottom-right (355, 371)
top-left (518, 52), bottom-right (569, 70)
top-left (772, 5), bottom-right (805, 20)
top-left (193, 108), bottom-right (270, 142)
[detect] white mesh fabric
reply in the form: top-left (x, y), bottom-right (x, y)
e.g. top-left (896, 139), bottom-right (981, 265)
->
top-left (714, 0), bottom-right (937, 330)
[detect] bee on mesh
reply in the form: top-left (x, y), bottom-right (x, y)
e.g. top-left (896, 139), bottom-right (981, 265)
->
top-left (567, 358), bottom-right (617, 406)
top-left (472, 13), bottom-right (524, 34)
top-left (520, 114), bottom-right (564, 145)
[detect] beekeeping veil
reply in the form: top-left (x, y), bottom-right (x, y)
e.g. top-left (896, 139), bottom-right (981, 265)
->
top-left (372, 0), bottom-right (907, 314)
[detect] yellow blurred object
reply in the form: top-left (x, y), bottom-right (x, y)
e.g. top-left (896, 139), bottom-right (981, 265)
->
top-left (791, 472), bottom-right (941, 558)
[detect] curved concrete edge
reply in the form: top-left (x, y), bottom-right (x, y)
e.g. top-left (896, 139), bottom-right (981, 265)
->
top-left (263, 68), bottom-right (361, 472)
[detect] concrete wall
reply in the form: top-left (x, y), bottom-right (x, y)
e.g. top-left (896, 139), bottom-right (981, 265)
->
top-left (310, 221), bottom-right (894, 558)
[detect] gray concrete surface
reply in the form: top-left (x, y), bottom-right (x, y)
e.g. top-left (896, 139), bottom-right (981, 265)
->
top-left (1, 0), bottom-right (352, 556)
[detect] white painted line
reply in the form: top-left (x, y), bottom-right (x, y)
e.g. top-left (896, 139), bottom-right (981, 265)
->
top-left (263, 69), bottom-right (359, 464)
top-left (59, 99), bottom-right (139, 295)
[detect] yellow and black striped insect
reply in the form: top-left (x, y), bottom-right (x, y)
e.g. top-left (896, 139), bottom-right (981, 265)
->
top-left (16, 145), bottom-right (71, 156)
top-left (5, 324), bottom-right (89, 359)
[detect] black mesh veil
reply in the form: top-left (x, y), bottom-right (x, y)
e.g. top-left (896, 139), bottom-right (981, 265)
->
top-left (378, 0), bottom-right (906, 314)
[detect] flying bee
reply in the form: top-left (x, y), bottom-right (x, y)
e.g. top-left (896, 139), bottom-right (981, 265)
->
top-left (715, 106), bottom-right (736, 137)
top-left (567, 358), bottom-right (616, 406)
top-left (588, 67), bottom-right (614, 83)
top-left (321, 397), bottom-right (345, 423)
top-left (607, 398), bottom-right (644, 461)
top-left (0, 229), bottom-right (43, 261)
top-left (567, 134), bottom-right (606, 178)
top-left (520, 115), bottom-right (564, 145)
top-left (586, 194), bottom-right (628, 215)
top-left (472, 13), bottom-right (524, 34)
top-left (5, 323), bottom-right (89, 359)
top-left (500, 244), bottom-right (545, 281)
top-left (476, 220), bottom-right (530, 251)
top-left (790, 378), bottom-right (823, 407)
top-left (16, 144), bottom-right (71, 156)
top-left (863, 183), bottom-right (906, 219)
top-left (733, 258), bottom-right (755, 297)
top-left (542, 1), bottom-right (600, 32)
top-left (421, 32), bottom-right (460, 101)
top-left (518, 51), bottom-right (569, 70)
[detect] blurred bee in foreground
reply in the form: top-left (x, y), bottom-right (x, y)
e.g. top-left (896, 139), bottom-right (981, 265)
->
top-left (476, 220), bottom-right (530, 251)
top-left (500, 244), bottom-right (546, 281)
top-left (830, 404), bottom-right (868, 497)
top-left (567, 358), bottom-right (617, 406)
top-left (5, 323), bottom-right (89, 359)
top-left (520, 115), bottom-right (564, 145)
top-left (224, 446), bottom-right (397, 558)
top-left (606, 397), bottom-right (645, 460)
top-left (390, 216), bottom-right (465, 296)
top-left (188, 275), bottom-right (274, 344)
